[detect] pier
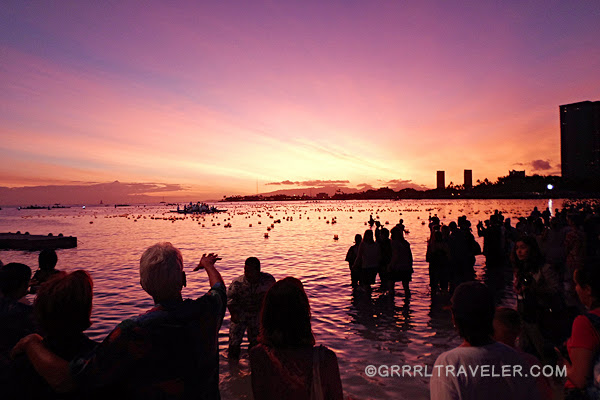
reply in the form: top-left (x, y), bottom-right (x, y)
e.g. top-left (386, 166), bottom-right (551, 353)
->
top-left (0, 232), bottom-right (77, 250)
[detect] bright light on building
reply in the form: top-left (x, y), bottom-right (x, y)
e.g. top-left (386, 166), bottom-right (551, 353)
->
top-left (547, 184), bottom-right (554, 190)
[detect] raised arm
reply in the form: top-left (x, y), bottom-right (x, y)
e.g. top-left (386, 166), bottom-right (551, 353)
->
top-left (194, 252), bottom-right (224, 288)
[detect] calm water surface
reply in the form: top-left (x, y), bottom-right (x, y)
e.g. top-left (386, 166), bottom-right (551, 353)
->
top-left (0, 199), bottom-right (558, 399)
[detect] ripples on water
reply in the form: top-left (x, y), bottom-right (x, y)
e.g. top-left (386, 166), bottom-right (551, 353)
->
top-left (0, 199), bottom-right (556, 399)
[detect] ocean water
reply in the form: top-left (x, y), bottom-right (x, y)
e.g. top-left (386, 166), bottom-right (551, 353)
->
top-left (0, 199), bottom-right (557, 399)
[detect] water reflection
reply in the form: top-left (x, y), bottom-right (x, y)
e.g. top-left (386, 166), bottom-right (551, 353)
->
top-left (0, 199), bottom-right (556, 399)
top-left (348, 291), bottom-right (413, 344)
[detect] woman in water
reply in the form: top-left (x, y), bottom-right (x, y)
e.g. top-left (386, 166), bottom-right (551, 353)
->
top-left (352, 230), bottom-right (381, 291)
top-left (250, 277), bottom-right (343, 400)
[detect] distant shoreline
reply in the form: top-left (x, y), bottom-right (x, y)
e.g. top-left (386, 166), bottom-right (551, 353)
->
top-left (1, 192), bottom-right (598, 208)
top-left (221, 191), bottom-right (600, 202)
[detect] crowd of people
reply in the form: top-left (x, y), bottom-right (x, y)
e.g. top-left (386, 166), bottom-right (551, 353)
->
top-left (346, 202), bottom-right (600, 399)
top-left (1, 201), bottom-right (599, 399)
top-left (426, 214), bottom-right (480, 293)
top-left (0, 245), bottom-right (343, 399)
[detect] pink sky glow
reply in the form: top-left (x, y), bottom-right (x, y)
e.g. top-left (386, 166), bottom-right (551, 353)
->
top-left (1, 1), bottom-right (599, 204)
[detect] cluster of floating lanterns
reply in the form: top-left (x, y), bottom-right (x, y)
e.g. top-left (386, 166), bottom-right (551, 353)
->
top-left (14, 202), bottom-right (542, 250)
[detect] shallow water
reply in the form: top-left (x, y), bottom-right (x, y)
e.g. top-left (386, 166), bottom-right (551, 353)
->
top-left (0, 199), bottom-right (558, 399)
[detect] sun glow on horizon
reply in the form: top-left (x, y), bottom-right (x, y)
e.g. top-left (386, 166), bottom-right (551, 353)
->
top-left (1, 1), bottom-right (598, 203)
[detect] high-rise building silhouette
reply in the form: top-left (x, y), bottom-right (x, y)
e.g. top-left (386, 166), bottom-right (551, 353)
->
top-left (464, 169), bottom-right (472, 189)
top-left (436, 171), bottom-right (445, 190)
top-left (560, 100), bottom-right (600, 181)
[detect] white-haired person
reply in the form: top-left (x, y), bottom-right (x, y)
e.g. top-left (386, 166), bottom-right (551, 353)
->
top-left (13, 242), bottom-right (226, 399)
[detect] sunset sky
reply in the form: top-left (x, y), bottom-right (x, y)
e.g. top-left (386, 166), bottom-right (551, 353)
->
top-left (1, 1), bottom-right (599, 203)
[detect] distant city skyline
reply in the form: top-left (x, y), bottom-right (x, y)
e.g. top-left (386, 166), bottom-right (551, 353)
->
top-left (2, 1), bottom-right (599, 203)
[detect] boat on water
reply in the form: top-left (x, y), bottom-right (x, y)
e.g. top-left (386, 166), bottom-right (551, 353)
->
top-left (171, 208), bottom-right (227, 214)
top-left (170, 202), bottom-right (226, 214)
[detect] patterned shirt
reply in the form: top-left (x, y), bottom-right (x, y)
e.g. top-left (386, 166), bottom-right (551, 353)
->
top-left (70, 282), bottom-right (226, 400)
top-left (227, 273), bottom-right (275, 317)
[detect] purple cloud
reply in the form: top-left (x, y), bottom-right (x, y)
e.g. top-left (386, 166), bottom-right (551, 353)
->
top-left (531, 160), bottom-right (552, 171)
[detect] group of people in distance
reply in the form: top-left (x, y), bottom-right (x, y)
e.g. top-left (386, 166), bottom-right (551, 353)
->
top-left (346, 220), bottom-right (414, 297)
top-left (0, 244), bottom-right (343, 400)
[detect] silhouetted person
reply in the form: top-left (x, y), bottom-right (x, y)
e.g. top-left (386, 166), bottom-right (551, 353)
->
top-left (384, 226), bottom-right (413, 297)
top-left (503, 218), bottom-right (518, 257)
top-left (377, 227), bottom-right (392, 290)
top-left (477, 215), bottom-right (505, 268)
top-left (352, 230), bottom-right (381, 291)
top-left (250, 277), bottom-right (343, 400)
top-left (427, 231), bottom-right (451, 294)
top-left (0, 263), bottom-right (35, 365)
top-left (541, 207), bottom-right (551, 226)
top-left (397, 218), bottom-right (406, 233)
top-left (345, 234), bottom-right (362, 288)
top-left (458, 216), bottom-right (478, 278)
top-left (30, 249), bottom-right (60, 294)
top-left (530, 207), bottom-right (541, 221)
top-left (227, 257), bottom-right (275, 359)
top-left (429, 215), bottom-right (440, 231)
top-left (448, 221), bottom-right (474, 288)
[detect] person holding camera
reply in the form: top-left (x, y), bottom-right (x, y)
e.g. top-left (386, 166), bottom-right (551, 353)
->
top-left (13, 243), bottom-right (226, 399)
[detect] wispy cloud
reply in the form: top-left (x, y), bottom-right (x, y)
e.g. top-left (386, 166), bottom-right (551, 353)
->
top-left (266, 179), bottom-right (350, 187)
top-left (1, 1), bottom-right (597, 203)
